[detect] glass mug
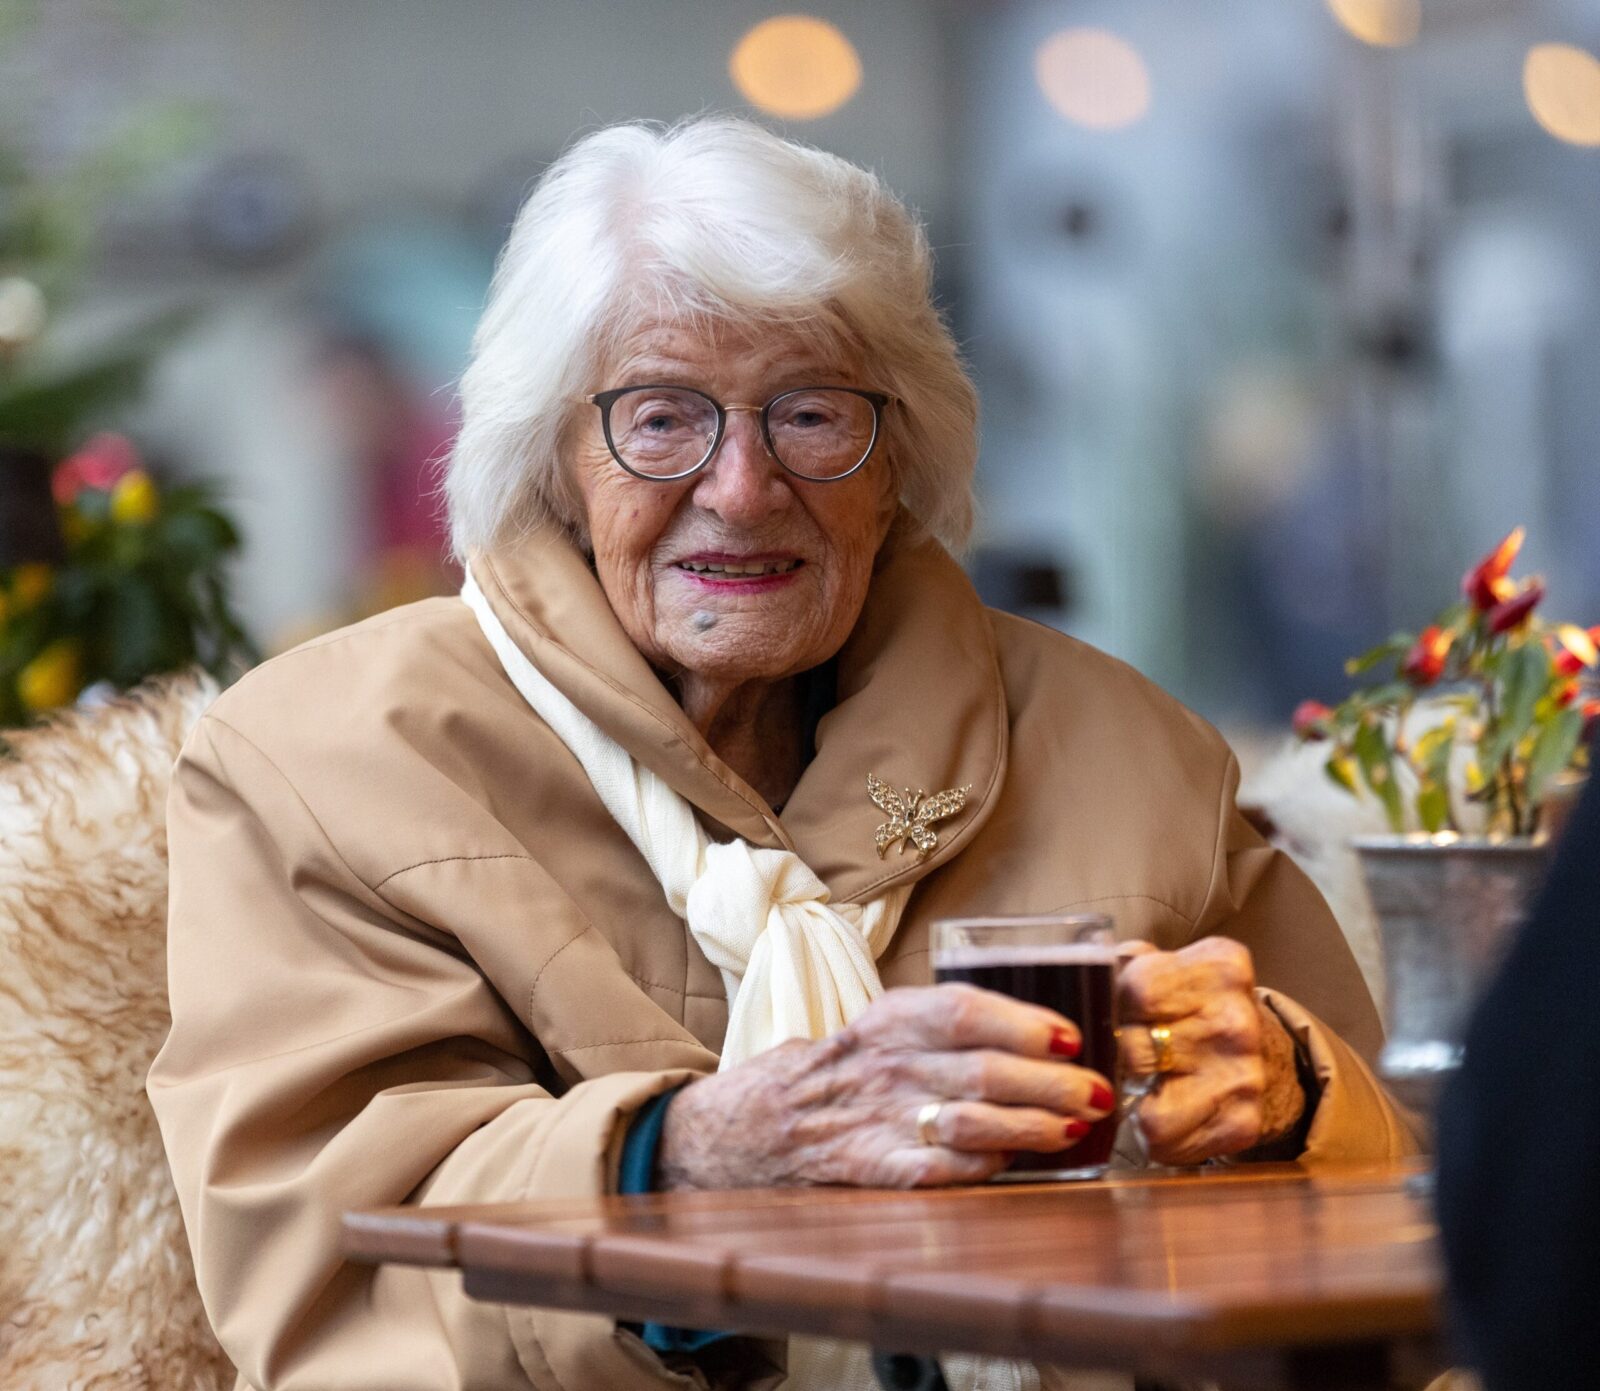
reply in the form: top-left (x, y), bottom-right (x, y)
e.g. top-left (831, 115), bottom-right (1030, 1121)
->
top-left (932, 913), bottom-right (1122, 1181)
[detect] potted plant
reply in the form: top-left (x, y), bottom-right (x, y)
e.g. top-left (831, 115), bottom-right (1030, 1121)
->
top-left (0, 12), bottom-right (251, 728)
top-left (0, 432), bottom-right (253, 728)
top-left (1293, 527), bottom-right (1596, 1113)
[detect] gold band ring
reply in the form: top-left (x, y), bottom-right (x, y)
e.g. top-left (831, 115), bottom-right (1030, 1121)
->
top-left (916, 1101), bottom-right (944, 1147)
top-left (1148, 1023), bottom-right (1176, 1074)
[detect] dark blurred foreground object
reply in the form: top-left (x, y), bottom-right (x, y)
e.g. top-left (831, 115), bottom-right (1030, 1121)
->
top-left (1436, 743), bottom-right (1600, 1391)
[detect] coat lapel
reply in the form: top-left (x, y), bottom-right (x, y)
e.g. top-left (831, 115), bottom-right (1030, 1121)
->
top-left (473, 531), bottom-right (785, 850)
top-left (781, 539), bottom-right (1009, 903)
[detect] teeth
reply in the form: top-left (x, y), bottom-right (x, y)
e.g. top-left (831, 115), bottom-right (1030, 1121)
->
top-left (678, 560), bottom-right (801, 576)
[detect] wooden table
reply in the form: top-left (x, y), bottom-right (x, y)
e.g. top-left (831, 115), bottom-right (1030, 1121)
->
top-left (343, 1161), bottom-right (1448, 1390)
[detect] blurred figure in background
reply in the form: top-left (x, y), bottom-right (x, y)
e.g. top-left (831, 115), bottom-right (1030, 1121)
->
top-left (315, 331), bottom-right (459, 613)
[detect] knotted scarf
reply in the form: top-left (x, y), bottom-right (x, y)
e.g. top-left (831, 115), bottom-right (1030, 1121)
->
top-left (462, 568), bottom-right (1036, 1391)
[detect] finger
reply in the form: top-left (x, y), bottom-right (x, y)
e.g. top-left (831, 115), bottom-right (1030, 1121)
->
top-left (880, 1145), bottom-right (1009, 1189)
top-left (1115, 940), bottom-right (1158, 960)
top-left (1144, 1097), bottom-right (1263, 1167)
top-left (919, 1099), bottom-right (1096, 1155)
top-left (1118, 938), bottom-right (1256, 1022)
top-left (923, 1049), bottom-right (1115, 1120)
top-left (864, 984), bottom-right (1084, 1061)
top-left (1117, 995), bottom-right (1262, 1074)
top-left (1134, 1061), bottom-right (1264, 1153)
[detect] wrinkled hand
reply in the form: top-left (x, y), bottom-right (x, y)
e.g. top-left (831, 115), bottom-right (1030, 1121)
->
top-left (1116, 937), bottom-right (1305, 1166)
top-left (658, 985), bottom-right (1116, 1190)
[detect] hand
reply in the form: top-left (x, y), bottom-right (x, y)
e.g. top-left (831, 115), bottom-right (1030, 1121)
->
top-left (1116, 937), bottom-right (1306, 1166)
top-left (657, 984), bottom-right (1117, 1190)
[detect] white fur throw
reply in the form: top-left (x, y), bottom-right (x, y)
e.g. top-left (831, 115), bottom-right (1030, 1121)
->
top-left (0, 671), bottom-right (232, 1391)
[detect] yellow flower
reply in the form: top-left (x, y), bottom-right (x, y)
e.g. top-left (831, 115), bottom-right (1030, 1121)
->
top-left (109, 469), bottom-right (160, 525)
top-left (17, 639), bottom-right (82, 713)
top-left (11, 563), bottom-right (52, 609)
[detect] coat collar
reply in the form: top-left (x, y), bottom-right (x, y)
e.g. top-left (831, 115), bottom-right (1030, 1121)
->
top-left (470, 520), bottom-right (1008, 903)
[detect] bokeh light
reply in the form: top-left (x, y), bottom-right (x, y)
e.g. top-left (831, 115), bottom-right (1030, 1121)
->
top-left (729, 15), bottom-right (861, 120)
top-left (1325, 0), bottom-right (1421, 49)
top-left (1524, 42), bottom-right (1600, 148)
top-left (1033, 28), bottom-right (1151, 132)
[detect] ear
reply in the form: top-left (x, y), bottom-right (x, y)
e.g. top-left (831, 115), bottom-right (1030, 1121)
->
top-left (872, 451), bottom-right (900, 544)
top-left (551, 411), bottom-right (595, 549)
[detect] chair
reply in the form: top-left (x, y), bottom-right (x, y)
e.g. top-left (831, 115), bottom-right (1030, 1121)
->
top-left (0, 671), bottom-right (234, 1390)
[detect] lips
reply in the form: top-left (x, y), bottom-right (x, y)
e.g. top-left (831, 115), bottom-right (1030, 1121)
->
top-left (675, 558), bottom-right (803, 577)
top-left (670, 553), bottom-right (805, 593)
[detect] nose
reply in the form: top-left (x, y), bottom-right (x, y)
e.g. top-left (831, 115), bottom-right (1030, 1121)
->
top-left (689, 408), bottom-right (792, 527)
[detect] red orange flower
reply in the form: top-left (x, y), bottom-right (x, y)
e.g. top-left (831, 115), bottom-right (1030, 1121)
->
top-left (50, 432), bottom-right (141, 507)
top-left (1583, 699), bottom-right (1600, 744)
top-left (1292, 699), bottom-right (1334, 740)
top-left (1552, 624), bottom-right (1600, 676)
top-left (1486, 582), bottom-right (1544, 634)
top-left (1463, 527), bottom-right (1525, 611)
top-left (1402, 625), bottom-right (1453, 685)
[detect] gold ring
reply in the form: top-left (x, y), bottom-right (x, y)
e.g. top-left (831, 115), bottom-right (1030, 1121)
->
top-left (1149, 1024), bottom-right (1176, 1073)
top-left (916, 1101), bottom-right (943, 1147)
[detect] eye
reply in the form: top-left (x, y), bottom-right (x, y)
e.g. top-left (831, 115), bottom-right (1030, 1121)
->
top-left (771, 394), bottom-right (842, 430)
top-left (626, 399), bottom-right (698, 435)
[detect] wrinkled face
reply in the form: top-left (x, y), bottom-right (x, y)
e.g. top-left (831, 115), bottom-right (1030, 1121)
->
top-left (570, 317), bottom-right (898, 686)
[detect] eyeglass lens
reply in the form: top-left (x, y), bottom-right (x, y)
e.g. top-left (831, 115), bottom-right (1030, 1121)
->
top-left (603, 387), bottom-right (876, 479)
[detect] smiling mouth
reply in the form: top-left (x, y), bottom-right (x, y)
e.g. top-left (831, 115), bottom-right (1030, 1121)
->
top-left (675, 559), bottom-right (804, 577)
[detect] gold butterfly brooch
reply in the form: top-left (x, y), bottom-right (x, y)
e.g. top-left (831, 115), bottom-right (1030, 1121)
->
top-left (867, 773), bottom-right (972, 859)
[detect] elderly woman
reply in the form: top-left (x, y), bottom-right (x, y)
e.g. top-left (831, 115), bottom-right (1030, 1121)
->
top-left (149, 118), bottom-right (1413, 1391)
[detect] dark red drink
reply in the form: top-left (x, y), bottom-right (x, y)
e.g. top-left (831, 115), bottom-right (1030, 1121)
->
top-left (935, 945), bottom-right (1119, 1177)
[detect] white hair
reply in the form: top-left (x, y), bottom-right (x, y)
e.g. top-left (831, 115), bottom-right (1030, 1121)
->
top-left (445, 116), bottom-right (978, 558)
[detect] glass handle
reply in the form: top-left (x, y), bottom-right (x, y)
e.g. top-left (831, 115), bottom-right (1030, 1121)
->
top-left (1115, 1025), bottom-right (1163, 1167)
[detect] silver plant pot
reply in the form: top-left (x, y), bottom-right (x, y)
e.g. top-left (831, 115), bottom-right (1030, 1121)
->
top-left (1352, 834), bottom-right (1551, 1125)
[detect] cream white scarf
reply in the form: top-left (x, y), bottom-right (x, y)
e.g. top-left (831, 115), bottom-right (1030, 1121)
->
top-left (462, 570), bottom-right (1036, 1391)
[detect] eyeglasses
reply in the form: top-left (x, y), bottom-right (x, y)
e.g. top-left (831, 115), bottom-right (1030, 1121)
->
top-left (581, 384), bottom-right (892, 482)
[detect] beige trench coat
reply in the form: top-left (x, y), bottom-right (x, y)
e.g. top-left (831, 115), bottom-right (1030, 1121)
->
top-left (148, 526), bottom-right (1414, 1391)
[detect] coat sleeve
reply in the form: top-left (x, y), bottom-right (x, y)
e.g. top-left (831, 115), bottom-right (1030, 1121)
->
top-left (1193, 753), bottom-right (1422, 1162)
top-left (146, 715), bottom-right (726, 1391)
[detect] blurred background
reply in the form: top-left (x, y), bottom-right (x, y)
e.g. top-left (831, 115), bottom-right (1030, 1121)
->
top-left (2, 0), bottom-right (1597, 744)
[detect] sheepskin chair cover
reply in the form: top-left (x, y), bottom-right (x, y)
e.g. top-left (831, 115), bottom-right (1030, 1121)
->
top-left (0, 670), bottom-right (233, 1391)
top-left (1238, 735), bottom-right (1393, 1015)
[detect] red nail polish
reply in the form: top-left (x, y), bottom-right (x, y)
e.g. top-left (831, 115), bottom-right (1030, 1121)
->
top-left (1065, 1119), bottom-right (1091, 1141)
top-left (1090, 1083), bottom-right (1115, 1111)
top-left (1050, 1028), bottom-right (1081, 1058)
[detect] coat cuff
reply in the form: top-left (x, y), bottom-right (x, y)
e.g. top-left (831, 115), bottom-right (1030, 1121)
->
top-left (502, 1070), bottom-right (702, 1389)
top-left (1257, 988), bottom-right (1425, 1163)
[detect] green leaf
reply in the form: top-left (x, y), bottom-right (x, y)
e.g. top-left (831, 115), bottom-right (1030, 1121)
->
top-left (1413, 721), bottom-right (1456, 769)
top-left (1526, 708), bottom-right (1586, 811)
top-left (1480, 643), bottom-right (1550, 775)
top-left (1353, 719), bottom-right (1404, 831)
top-left (1344, 634), bottom-right (1412, 677)
top-left (99, 575), bottom-right (167, 685)
top-left (1324, 754), bottom-right (1359, 796)
top-left (157, 509), bottom-right (234, 565)
top-left (0, 310), bottom-right (194, 451)
top-left (1417, 780), bottom-right (1451, 834)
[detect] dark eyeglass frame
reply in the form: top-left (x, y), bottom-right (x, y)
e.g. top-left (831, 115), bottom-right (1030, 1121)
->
top-left (581, 384), bottom-right (894, 483)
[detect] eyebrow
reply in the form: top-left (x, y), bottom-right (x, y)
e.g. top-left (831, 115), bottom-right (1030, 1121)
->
top-left (609, 359), bottom-right (855, 386)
